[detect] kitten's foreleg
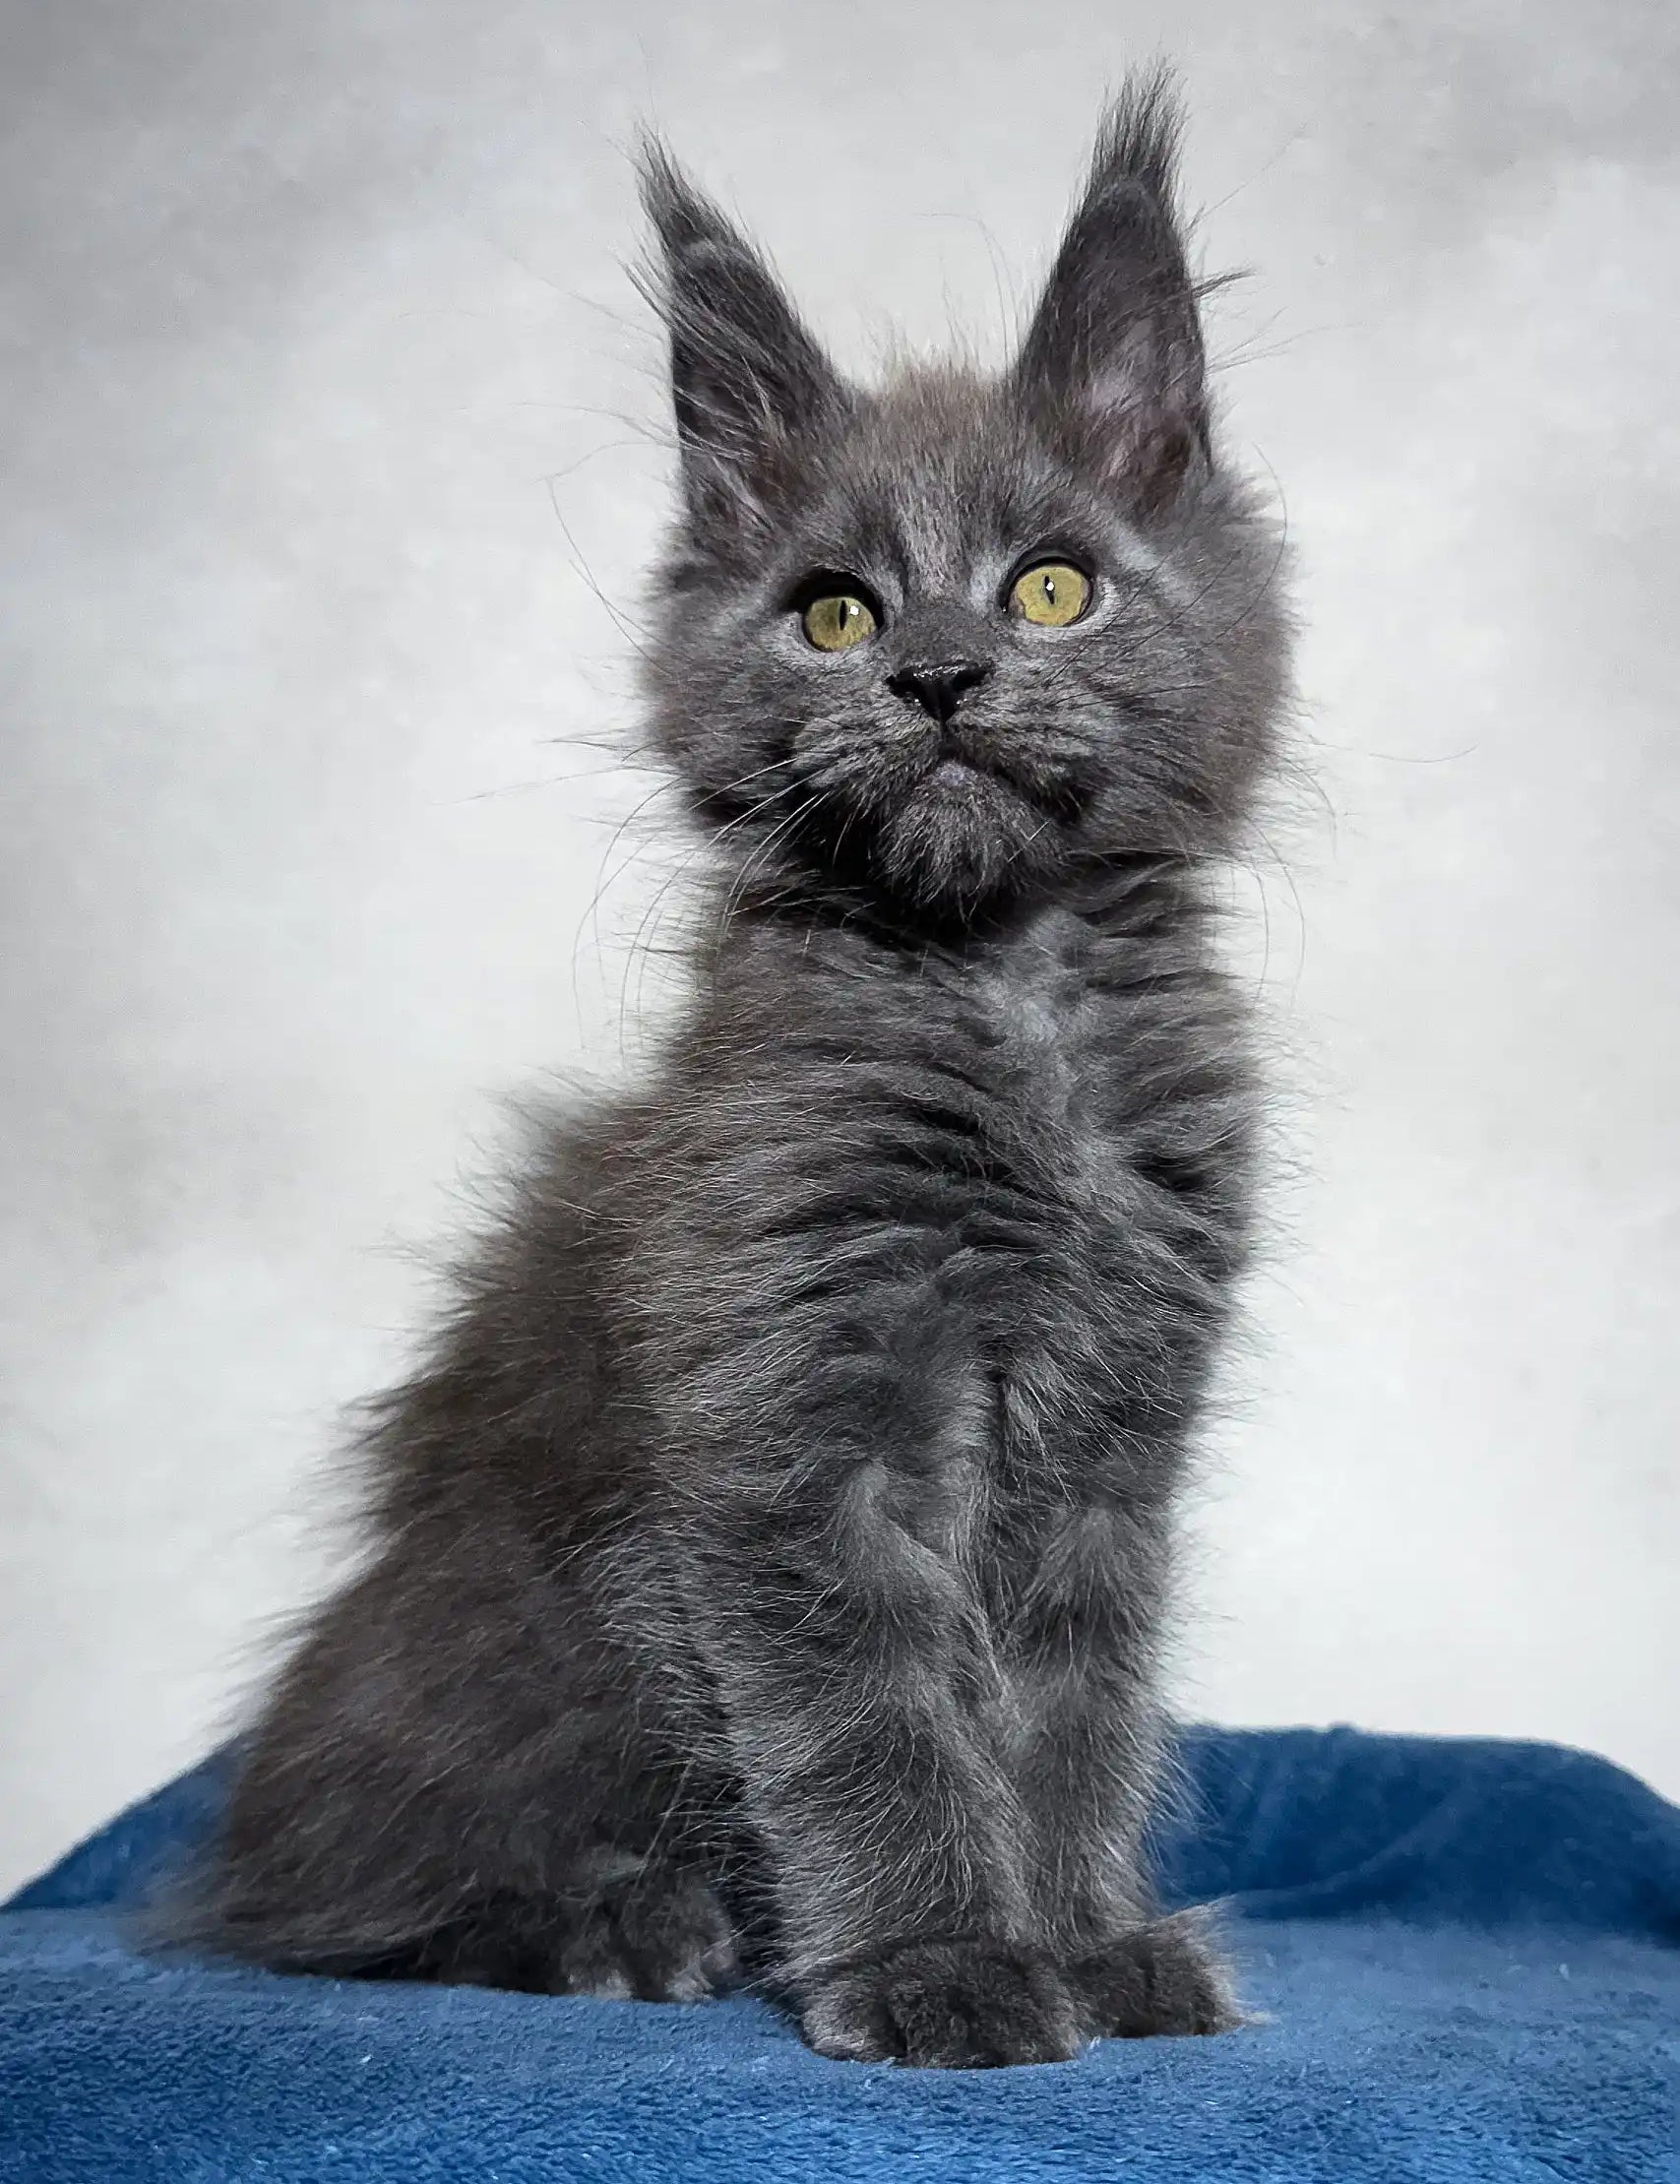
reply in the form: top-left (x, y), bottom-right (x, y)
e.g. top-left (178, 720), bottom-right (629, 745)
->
top-left (687, 1453), bottom-right (1084, 2067)
top-left (1008, 1498), bottom-right (1240, 2038)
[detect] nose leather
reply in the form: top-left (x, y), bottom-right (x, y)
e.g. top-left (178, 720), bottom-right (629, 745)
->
top-left (886, 660), bottom-right (992, 724)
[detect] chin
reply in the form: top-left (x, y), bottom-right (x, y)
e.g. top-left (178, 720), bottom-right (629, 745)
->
top-left (869, 765), bottom-right (1065, 918)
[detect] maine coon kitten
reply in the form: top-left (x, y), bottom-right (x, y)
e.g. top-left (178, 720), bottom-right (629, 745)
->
top-left (200, 75), bottom-right (1289, 2068)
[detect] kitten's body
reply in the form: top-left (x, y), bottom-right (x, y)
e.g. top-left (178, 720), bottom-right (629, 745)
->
top-left (203, 87), bottom-right (1289, 2067)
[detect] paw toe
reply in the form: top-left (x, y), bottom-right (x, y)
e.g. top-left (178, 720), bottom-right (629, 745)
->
top-left (803, 1938), bottom-right (1084, 2068)
top-left (555, 1871), bottom-right (736, 2003)
top-left (1071, 1911), bottom-right (1241, 2039)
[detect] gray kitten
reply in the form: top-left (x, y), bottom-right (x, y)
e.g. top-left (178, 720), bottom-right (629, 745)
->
top-left (198, 72), bottom-right (1290, 2068)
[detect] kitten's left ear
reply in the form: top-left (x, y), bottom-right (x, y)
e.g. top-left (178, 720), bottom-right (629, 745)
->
top-left (1015, 74), bottom-right (1212, 514)
top-left (638, 142), bottom-right (847, 551)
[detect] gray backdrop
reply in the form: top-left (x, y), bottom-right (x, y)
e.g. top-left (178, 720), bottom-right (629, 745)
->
top-left (3, 0), bottom-right (1676, 1895)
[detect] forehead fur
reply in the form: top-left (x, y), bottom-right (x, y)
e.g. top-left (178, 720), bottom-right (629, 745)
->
top-left (780, 365), bottom-right (1115, 592)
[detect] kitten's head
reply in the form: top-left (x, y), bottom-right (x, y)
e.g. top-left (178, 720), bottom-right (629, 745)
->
top-left (638, 74), bottom-right (1287, 928)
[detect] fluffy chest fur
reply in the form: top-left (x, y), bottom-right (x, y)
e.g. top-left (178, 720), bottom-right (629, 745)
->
top-left (632, 876), bottom-right (1253, 1618)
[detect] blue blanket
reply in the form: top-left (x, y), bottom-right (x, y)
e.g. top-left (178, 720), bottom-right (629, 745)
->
top-left (4, 1727), bottom-right (1676, 2181)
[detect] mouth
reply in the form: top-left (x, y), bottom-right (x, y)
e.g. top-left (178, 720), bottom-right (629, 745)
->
top-left (921, 746), bottom-right (1075, 826)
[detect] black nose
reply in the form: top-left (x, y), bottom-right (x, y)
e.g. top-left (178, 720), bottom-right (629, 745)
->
top-left (886, 659), bottom-right (992, 725)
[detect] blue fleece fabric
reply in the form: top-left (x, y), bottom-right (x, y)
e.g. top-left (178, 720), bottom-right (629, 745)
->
top-left (3, 1727), bottom-right (1676, 2181)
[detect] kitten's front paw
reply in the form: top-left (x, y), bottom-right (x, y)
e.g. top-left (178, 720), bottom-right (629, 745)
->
top-left (801, 1937), bottom-right (1084, 2068)
top-left (1068, 1910), bottom-right (1242, 2038)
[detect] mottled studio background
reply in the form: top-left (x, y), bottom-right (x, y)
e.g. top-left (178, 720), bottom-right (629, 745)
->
top-left (2, 0), bottom-right (1676, 1892)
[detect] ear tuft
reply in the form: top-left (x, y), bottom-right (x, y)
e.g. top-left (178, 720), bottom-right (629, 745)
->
top-left (635, 139), bottom-right (846, 551)
top-left (1087, 64), bottom-right (1184, 201)
top-left (1015, 71), bottom-right (1212, 515)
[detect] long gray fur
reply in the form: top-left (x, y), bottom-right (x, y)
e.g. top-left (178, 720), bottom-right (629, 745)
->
top-left (196, 69), bottom-right (1292, 2068)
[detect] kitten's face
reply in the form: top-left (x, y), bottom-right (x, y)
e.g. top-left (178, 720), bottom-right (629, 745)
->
top-left (650, 376), bottom-right (1281, 917)
top-left (639, 91), bottom-right (1286, 925)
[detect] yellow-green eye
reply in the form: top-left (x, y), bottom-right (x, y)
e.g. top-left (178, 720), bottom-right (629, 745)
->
top-left (1010, 561), bottom-right (1090, 627)
top-left (801, 593), bottom-right (877, 652)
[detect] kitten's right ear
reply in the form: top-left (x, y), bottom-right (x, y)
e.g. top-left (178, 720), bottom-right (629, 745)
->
top-left (637, 143), bottom-right (846, 552)
top-left (1015, 73), bottom-right (1212, 515)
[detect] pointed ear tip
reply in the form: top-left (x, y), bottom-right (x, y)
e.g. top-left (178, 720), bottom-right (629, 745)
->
top-left (634, 134), bottom-right (683, 221)
top-left (633, 134), bottom-right (722, 260)
top-left (1090, 66), bottom-right (1188, 196)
